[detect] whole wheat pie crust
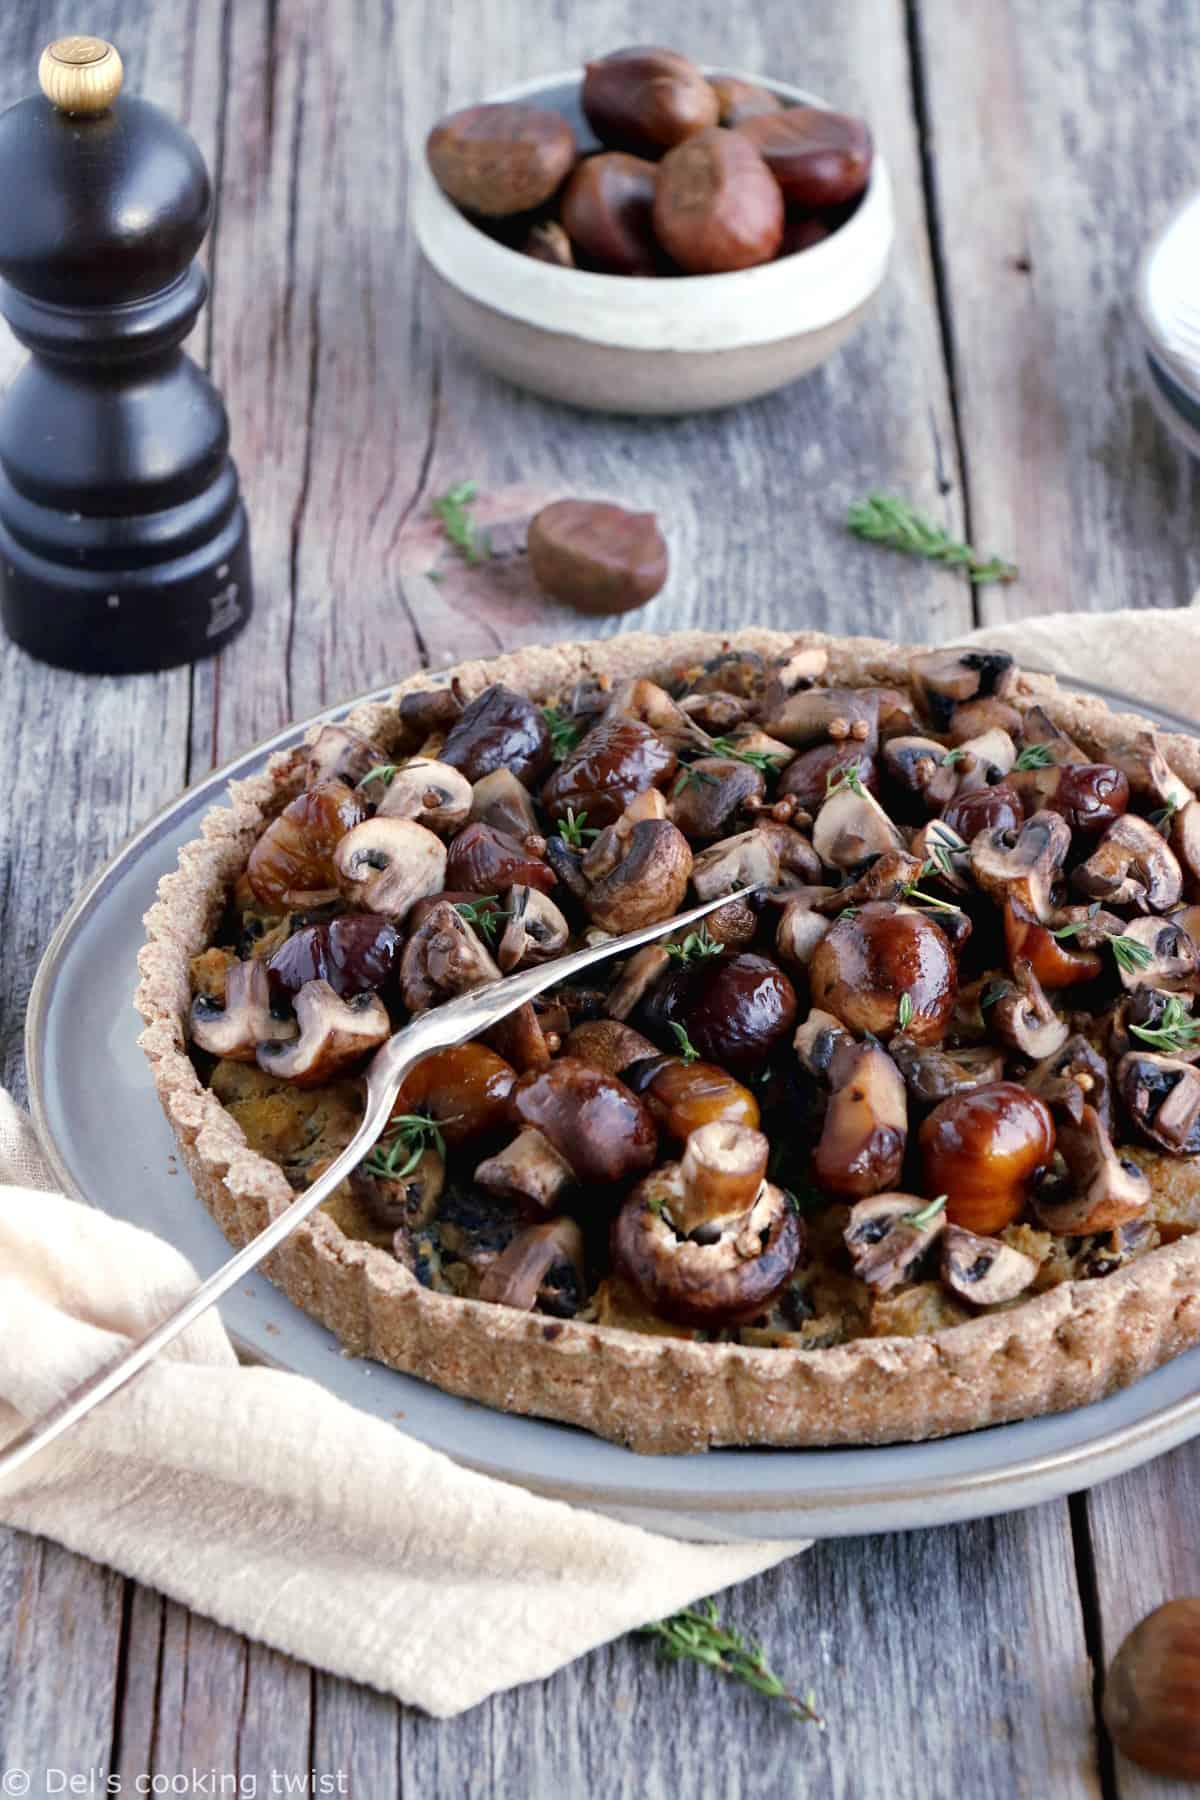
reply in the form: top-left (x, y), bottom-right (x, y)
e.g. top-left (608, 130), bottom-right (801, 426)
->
top-left (135, 630), bottom-right (1200, 1454)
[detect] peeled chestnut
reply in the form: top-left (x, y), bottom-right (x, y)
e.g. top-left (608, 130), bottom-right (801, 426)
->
top-left (653, 128), bottom-right (784, 274)
top-left (582, 46), bottom-right (719, 157)
top-left (560, 153), bottom-right (659, 275)
top-left (441, 684), bottom-right (552, 785)
top-left (1104, 1598), bottom-right (1200, 1780)
top-left (778, 742), bottom-right (877, 811)
top-left (426, 102), bottom-right (576, 216)
top-left (940, 782), bottom-right (1025, 842)
top-left (527, 500), bottom-right (669, 615)
top-left (809, 902), bottom-right (957, 1045)
top-left (709, 74), bottom-right (783, 128)
top-left (266, 915), bottom-right (400, 1000)
top-left (1046, 762), bottom-right (1131, 837)
top-left (919, 1082), bottom-right (1055, 1235)
top-left (245, 781), bottom-right (367, 908)
top-left (541, 717), bottom-right (678, 826)
top-left (642, 952), bottom-right (797, 1073)
top-left (736, 106), bottom-right (873, 207)
top-left (445, 821), bottom-right (555, 894)
top-left (513, 1057), bottom-right (657, 1186)
top-left (622, 1054), bottom-right (761, 1139)
top-left (390, 1043), bottom-right (516, 1145)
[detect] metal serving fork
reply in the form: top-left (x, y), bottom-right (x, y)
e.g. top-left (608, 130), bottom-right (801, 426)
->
top-left (0, 887), bottom-right (756, 1483)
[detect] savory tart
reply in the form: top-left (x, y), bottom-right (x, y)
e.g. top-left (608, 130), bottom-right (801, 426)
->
top-left (136, 629), bottom-right (1200, 1453)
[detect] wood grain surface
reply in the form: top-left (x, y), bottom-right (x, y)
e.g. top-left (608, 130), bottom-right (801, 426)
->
top-left (1, 0), bottom-right (1196, 1794)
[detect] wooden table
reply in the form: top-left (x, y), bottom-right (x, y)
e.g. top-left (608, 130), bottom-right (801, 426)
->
top-left (2, 1), bottom-right (1199, 1793)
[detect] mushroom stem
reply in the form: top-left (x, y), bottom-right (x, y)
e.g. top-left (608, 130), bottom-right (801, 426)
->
top-left (478, 1217), bottom-right (586, 1312)
top-left (676, 1121), bottom-right (769, 1234)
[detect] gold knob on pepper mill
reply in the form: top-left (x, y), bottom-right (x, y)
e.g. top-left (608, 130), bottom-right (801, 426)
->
top-left (38, 35), bottom-right (124, 116)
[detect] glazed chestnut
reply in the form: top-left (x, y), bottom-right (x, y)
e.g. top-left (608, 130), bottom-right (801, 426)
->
top-left (809, 902), bottom-right (957, 1044)
top-left (670, 756), bottom-right (765, 840)
top-left (390, 1043), bottom-right (516, 1146)
top-left (919, 1082), bottom-right (1055, 1235)
top-left (246, 781), bottom-right (367, 908)
top-left (1004, 899), bottom-right (1102, 990)
top-left (445, 821), bottom-right (555, 895)
top-left (622, 1053), bottom-right (761, 1140)
top-left (642, 952), bottom-right (797, 1073)
top-left (940, 782), bottom-right (1025, 843)
top-left (441, 684), bottom-right (552, 785)
top-left (527, 499), bottom-right (669, 614)
top-left (709, 73), bottom-right (782, 128)
top-left (1104, 1598), bottom-right (1200, 1780)
top-left (1046, 762), bottom-right (1131, 837)
top-left (512, 1057), bottom-right (657, 1186)
top-left (582, 46), bottom-right (719, 156)
top-left (737, 106), bottom-right (873, 208)
top-left (560, 154), bottom-right (659, 275)
top-left (541, 717), bottom-right (678, 826)
top-left (778, 742), bottom-right (876, 811)
top-left (266, 914), bottom-right (400, 1001)
top-left (653, 128), bottom-right (784, 274)
top-left (426, 102), bottom-right (576, 216)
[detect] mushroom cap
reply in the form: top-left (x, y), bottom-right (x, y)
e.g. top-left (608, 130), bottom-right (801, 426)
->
top-left (512, 1058), bottom-right (657, 1187)
top-left (190, 958), bottom-right (294, 1060)
top-left (613, 1175), bottom-right (802, 1327)
top-left (970, 810), bottom-right (1071, 922)
top-left (585, 819), bottom-right (693, 933)
top-left (469, 766), bottom-right (541, 840)
top-left (812, 781), bottom-right (906, 870)
top-left (376, 758), bottom-right (473, 835)
top-left (496, 885), bottom-right (570, 972)
top-left (888, 1036), bottom-right (1006, 1105)
top-left (991, 959), bottom-right (1069, 1060)
top-left (813, 1041), bottom-right (908, 1198)
top-left (1073, 813), bottom-right (1183, 913)
top-left (775, 895), bottom-right (832, 966)
top-left (304, 722), bottom-right (386, 789)
top-left (908, 648), bottom-right (1015, 728)
top-left (941, 1224), bottom-right (1038, 1306)
top-left (334, 815), bottom-right (447, 920)
top-left (399, 900), bottom-right (502, 1011)
top-left (1112, 916), bottom-right (1199, 993)
top-left (1117, 1052), bottom-right (1200, 1156)
top-left (256, 979), bottom-right (390, 1086)
top-left (1034, 1103), bottom-right (1151, 1234)
top-left (843, 1192), bottom-right (945, 1293)
top-left (809, 901), bottom-right (957, 1044)
top-left (477, 1217), bottom-right (586, 1313)
top-left (689, 826), bottom-right (781, 901)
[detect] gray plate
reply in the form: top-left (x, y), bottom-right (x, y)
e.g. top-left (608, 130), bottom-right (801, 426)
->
top-left (25, 679), bottom-right (1200, 1541)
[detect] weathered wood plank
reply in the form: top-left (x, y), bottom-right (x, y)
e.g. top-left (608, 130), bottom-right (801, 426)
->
top-left (915, 0), bottom-right (1200, 623)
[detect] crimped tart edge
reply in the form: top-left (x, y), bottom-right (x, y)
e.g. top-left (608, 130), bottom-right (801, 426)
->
top-left (134, 627), bottom-right (1200, 1455)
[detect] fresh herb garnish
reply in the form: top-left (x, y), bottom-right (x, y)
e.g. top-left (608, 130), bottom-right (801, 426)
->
top-left (838, 906), bottom-right (860, 921)
top-left (542, 706), bottom-right (581, 764)
top-left (670, 1022), bottom-right (701, 1063)
top-left (1051, 903), bottom-right (1102, 941)
top-left (1012, 743), bottom-right (1055, 772)
top-left (454, 895), bottom-right (505, 944)
top-left (940, 746), bottom-right (967, 767)
top-left (920, 842), bottom-right (958, 885)
top-left (357, 762), bottom-right (400, 790)
top-left (904, 1194), bottom-right (948, 1228)
top-left (673, 765), bottom-right (720, 797)
top-left (897, 992), bottom-right (915, 1031)
top-left (364, 1113), bottom-right (451, 1182)
top-left (432, 480), bottom-right (491, 565)
top-left (557, 807), bottom-right (599, 848)
top-left (707, 736), bottom-right (788, 775)
top-left (1151, 799), bottom-right (1180, 837)
top-left (1111, 934), bottom-right (1155, 976)
top-left (640, 1600), bottom-right (823, 1728)
top-left (980, 978), bottom-right (1013, 1011)
top-left (846, 493), bottom-right (1017, 584)
top-left (665, 927), bottom-right (723, 965)
top-left (899, 875), bottom-right (960, 913)
top-left (1130, 994), bottom-right (1200, 1054)
top-left (825, 763), bottom-right (868, 800)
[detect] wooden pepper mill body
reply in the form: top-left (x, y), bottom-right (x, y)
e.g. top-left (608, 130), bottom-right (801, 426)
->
top-left (0, 37), bottom-right (251, 674)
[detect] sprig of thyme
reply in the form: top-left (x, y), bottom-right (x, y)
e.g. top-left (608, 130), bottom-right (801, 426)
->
top-left (1111, 934), bottom-right (1155, 977)
top-left (364, 1113), bottom-right (451, 1182)
top-left (707, 736), bottom-right (789, 775)
top-left (825, 763), bottom-right (868, 800)
top-left (897, 992), bottom-right (915, 1031)
top-left (454, 895), bottom-right (505, 944)
top-left (905, 1194), bottom-right (948, 1228)
top-left (542, 706), bottom-right (581, 763)
top-left (1012, 743), bottom-right (1055, 772)
top-left (846, 493), bottom-right (1018, 584)
top-left (670, 1022), bottom-right (701, 1063)
top-left (357, 762), bottom-right (400, 790)
top-left (665, 927), bottom-right (723, 965)
top-left (673, 765), bottom-right (720, 797)
top-left (432, 480), bottom-right (491, 565)
top-left (1130, 994), bottom-right (1200, 1054)
top-left (557, 807), bottom-right (599, 848)
top-left (1150, 799), bottom-right (1180, 837)
top-left (640, 1600), bottom-right (823, 1727)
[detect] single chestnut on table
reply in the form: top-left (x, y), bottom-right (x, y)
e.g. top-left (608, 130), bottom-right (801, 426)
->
top-left (426, 102), bottom-right (577, 216)
top-left (527, 499), bottom-right (669, 614)
top-left (1104, 1598), bottom-right (1200, 1780)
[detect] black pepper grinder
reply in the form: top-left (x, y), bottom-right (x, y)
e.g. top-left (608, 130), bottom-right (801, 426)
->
top-left (0, 35), bottom-right (252, 674)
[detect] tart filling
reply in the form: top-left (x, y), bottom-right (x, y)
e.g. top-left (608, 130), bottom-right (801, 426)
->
top-left (173, 638), bottom-right (1200, 1361)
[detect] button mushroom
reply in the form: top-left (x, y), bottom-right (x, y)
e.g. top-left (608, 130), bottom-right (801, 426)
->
top-left (1033, 1104), bottom-right (1151, 1234)
top-left (888, 1036), bottom-right (1006, 1105)
top-left (475, 1127), bottom-right (576, 1212)
top-left (813, 1039), bottom-right (908, 1197)
top-left (477, 1217), bottom-right (587, 1314)
top-left (583, 819), bottom-right (693, 933)
top-left (469, 766), bottom-right (542, 840)
top-left (948, 695), bottom-right (1024, 743)
top-left (793, 1007), bottom-right (855, 1078)
top-left (334, 815), bottom-right (447, 921)
top-left (812, 779), bottom-right (907, 871)
top-left (256, 979), bottom-right (390, 1086)
top-left (1073, 813), bottom-right (1183, 913)
top-left (990, 959), bottom-right (1069, 1061)
top-left (808, 901), bottom-right (958, 1043)
top-left (376, 758), bottom-right (473, 836)
top-left (759, 685), bottom-right (879, 748)
top-left (190, 958), bottom-right (296, 1060)
top-left (613, 1164), bottom-right (801, 1327)
top-left (1026, 1033), bottom-right (1113, 1131)
top-left (814, 848), bottom-right (924, 913)
top-left (496, 885), bottom-right (570, 972)
top-left (674, 1120), bottom-right (770, 1234)
top-left (907, 648), bottom-right (1015, 730)
top-left (304, 722), bottom-right (387, 789)
top-left (882, 735), bottom-right (958, 810)
top-left (919, 1082), bottom-right (1055, 1234)
top-left (690, 827), bottom-right (780, 900)
top-left (1110, 915), bottom-right (1199, 992)
top-left (843, 1192), bottom-right (946, 1293)
top-left (970, 810), bottom-right (1071, 922)
top-left (511, 1057), bottom-right (658, 1187)
top-left (1105, 729), bottom-right (1194, 814)
top-left (399, 900), bottom-right (502, 1011)
top-left (941, 1224), bottom-right (1038, 1306)
top-left (1118, 1052), bottom-right (1200, 1156)
top-left (945, 727), bottom-right (1018, 793)
top-left (775, 894), bottom-right (832, 966)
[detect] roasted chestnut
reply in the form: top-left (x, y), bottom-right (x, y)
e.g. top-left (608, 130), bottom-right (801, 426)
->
top-left (560, 153), bottom-right (659, 275)
top-left (445, 821), bottom-right (555, 895)
top-left (512, 1057), bottom-right (657, 1186)
top-left (1046, 761), bottom-right (1132, 838)
top-left (778, 742), bottom-right (876, 811)
top-left (246, 781), bottom-right (367, 908)
top-left (641, 951), bottom-right (797, 1073)
top-left (527, 499), bottom-right (669, 613)
top-left (737, 105), bottom-right (872, 207)
top-left (940, 782), bottom-right (1025, 843)
top-left (653, 128), bottom-right (784, 274)
top-left (390, 1043), bottom-right (516, 1145)
top-left (582, 46), bottom-right (719, 156)
top-left (622, 1053), bottom-right (761, 1140)
top-left (919, 1082), bottom-right (1055, 1235)
top-left (441, 684), bottom-right (552, 785)
top-left (266, 915), bottom-right (401, 1001)
top-left (541, 717), bottom-right (678, 826)
top-left (809, 902), bottom-right (957, 1044)
top-left (709, 73), bottom-right (782, 128)
top-left (670, 756), bottom-right (765, 840)
top-left (426, 102), bottom-right (577, 216)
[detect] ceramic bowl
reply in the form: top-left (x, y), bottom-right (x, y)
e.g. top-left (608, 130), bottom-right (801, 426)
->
top-left (1135, 187), bottom-right (1200, 460)
top-left (412, 68), bottom-right (894, 414)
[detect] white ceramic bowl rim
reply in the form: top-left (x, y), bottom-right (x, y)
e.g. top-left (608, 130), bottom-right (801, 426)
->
top-left (413, 67), bottom-right (895, 353)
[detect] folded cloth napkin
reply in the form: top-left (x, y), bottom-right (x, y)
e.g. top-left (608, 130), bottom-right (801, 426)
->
top-left (2, 601), bottom-right (1196, 1717)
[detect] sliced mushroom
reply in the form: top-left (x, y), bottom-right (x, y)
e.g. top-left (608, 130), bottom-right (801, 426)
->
top-left (908, 648), bottom-right (1014, 730)
top-left (1113, 987), bottom-right (1200, 1064)
top-left (477, 1217), bottom-right (586, 1314)
top-left (256, 979), bottom-right (390, 1085)
top-left (613, 1171), bottom-right (801, 1327)
top-left (812, 782), bottom-right (907, 871)
top-left (469, 767), bottom-right (541, 840)
top-left (775, 895), bottom-right (832, 966)
top-left (970, 810), bottom-right (1071, 921)
top-left (1073, 813), bottom-right (1183, 913)
top-left (793, 1007), bottom-right (855, 1078)
top-left (677, 690), bottom-right (754, 733)
top-left (675, 1121), bottom-right (770, 1235)
top-left (948, 695), bottom-right (1024, 744)
top-left (815, 849), bottom-right (924, 913)
top-left (669, 757), bottom-right (766, 840)
top-left (1016, 704), bottom-right (1086, 764)
top-left (304, 722), bottom-right (386, 789)
top-left (759, 685), bottom-right (879, 748)
top-left (1117, 1052), bottom-right (1200, 1156)
top-left (584, 819), bottom-right (693, 933)
top-left (909, 818), bottom-right (971, 892)
top-left (190, 958), bottom-right (295, 1060)
top-left (882, 735), bottom-right (957, 809)
top-left (946, 727), bottom-right (1017, 792)
top-left (475, 1127), bottom-right (575, 1213)
top-left (991, 959), bottom-right (1069, 1060)
top-left (602, 677), bottom-right (708, 751)
top-left (1111, 915), bottom-right (1199, 992)
top-left (334, 816), bottom-right (447, 921)
top-left (813, 1041), bottom-right (908, 1198)
top-left (512, 1057), bottom-right (658, 1186)
top-left (605, 944), bottom-right (672, 1020)
top-left (1026, 1033), bottom-right (1112, 1131)
top-left (843, 1192), bottom-right (946, 1292)
top-left (888, 1036), bottom-right (1006, 1105)
top-left (690, 827), bottom-right (780, 901)
top-left (1105, 729), bottom-right (1194, 813)
top-left (496, 885), bottom-right (570, 972)
top-left (1033, 1104), bottom-right (1151, 1233)
top-left (399, 900), bottom-right (502, 1011)
top-left (376, 758), bottom-right (473, 836)
top-left (745, 821), bottom-right (823, 886)
top-left (759, 644), bottom-right (830, 712)
top-left (941, 1224), bottom-right (1038, 1306)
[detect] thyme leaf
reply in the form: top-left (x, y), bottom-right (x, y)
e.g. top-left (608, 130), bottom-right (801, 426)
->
top-left (904, 1194), bottom-right (948, 1228)
top-left (665, 927), bottom-right (723, 965)
top-left (1150, 799), bottom-right (1180, 837)
top-left (432, 480), bottom-right (491, 565)
top-left (454, 895), bottom-right (505, 944)
top-left (640, 1600), bottom-right (823, 1727)
top-left (1111, 934), bottom-right (1156, 976)
top-left (846, 493), bottom-right (1017, 584)
top-left (1012, 743), bottom-right (1055, 772)
top-left (557, 807), bottom-right (599, 848)
top-left (670, 1022), bottom-right (701, 1063)
top-left (673, 765), bottom-right (720, 797)
top-left (542, 706), bottom-right (581, 763)
top-left (897, 992), bottom-right (915, 1031)
top-left (1130, 994), bottom-right (1200, 1054)
top-left (357, 762), bottom-right (400, 790)
top-left (364, 1112), bottom-right (452, 1182)
top-left (706, 736), bottom-right (789, 775)
top-left (825, 763), bottom-right (868, 800)
top-left (1051, 903), bottom-right (1101, 941)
